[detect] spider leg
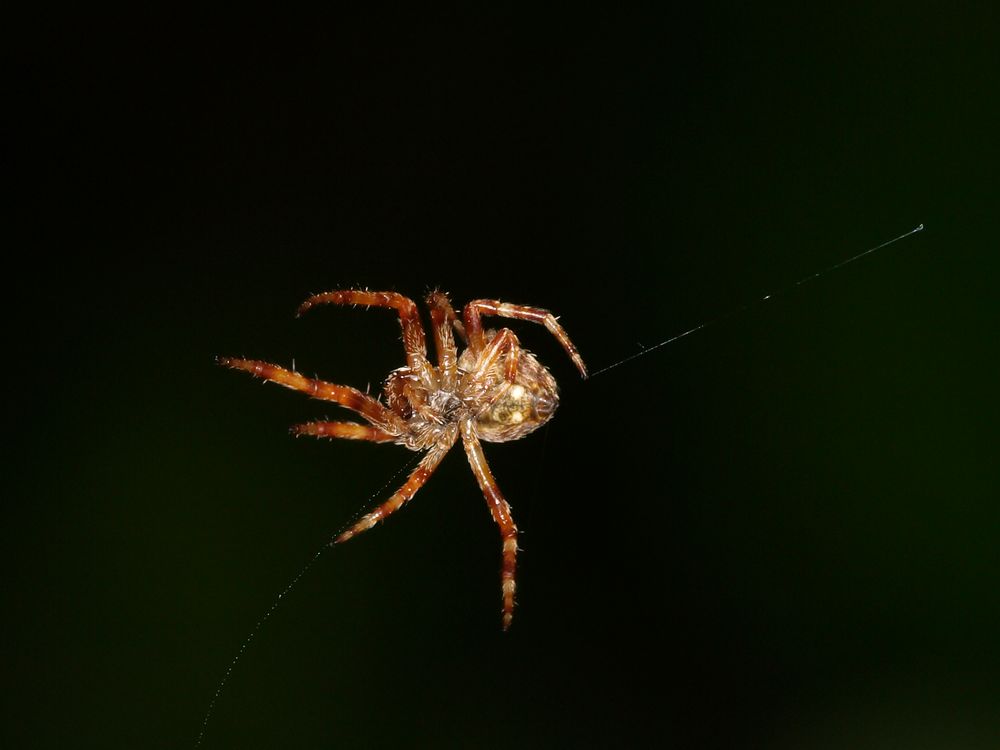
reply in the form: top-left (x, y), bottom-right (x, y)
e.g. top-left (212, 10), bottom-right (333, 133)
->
top-left (460, 421), bottom-right (518, 631)
top-left (291, 421), bottom-right (397, 443)
top-left (335, 439), bottom-right (453, 543)
top-left (296, 290), bottom-right (434, 383)
top-left (426, 290), bottom-right (467, 342)
top-left (426, 290), bottom-right (462, 390)
top-left (471, 327), bottom-right (520, 383)
top-left (463, 299), bottom-right (587, 378)
top-left (217, 357), bottom-right (403, 433)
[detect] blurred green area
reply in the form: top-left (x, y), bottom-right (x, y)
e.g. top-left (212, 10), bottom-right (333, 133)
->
top-left (7, 6), bottom-right (998, 748)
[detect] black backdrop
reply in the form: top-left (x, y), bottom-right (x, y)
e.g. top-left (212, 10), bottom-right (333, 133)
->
top-left (8, 7), bottom-right (999, 749)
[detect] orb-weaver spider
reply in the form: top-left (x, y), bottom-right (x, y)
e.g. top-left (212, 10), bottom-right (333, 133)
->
top-left (219, 289), bottom-right (586, 629)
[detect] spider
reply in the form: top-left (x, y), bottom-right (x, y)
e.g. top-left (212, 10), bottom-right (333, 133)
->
top-left (218, 289), bottom-right (587, 630)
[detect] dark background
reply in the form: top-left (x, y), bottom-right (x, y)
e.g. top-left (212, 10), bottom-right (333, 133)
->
top-left (7, 6), bottom-right (998, 748)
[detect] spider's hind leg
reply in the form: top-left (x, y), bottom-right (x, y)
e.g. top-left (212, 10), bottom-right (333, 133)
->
top-left (463, 299), bottom-right (587, 378)
top-left (460, 421), bottom-right (519, 631)
top-left (471, 327), bottom-right (520, 384)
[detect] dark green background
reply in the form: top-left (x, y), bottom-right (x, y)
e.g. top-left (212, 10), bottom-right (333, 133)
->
top-left (8, 7), bottom-right (998, 748)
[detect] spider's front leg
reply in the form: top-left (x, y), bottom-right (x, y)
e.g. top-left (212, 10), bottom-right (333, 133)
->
top-left (217, 357), bottom-right (404, 434)
top-left (426, 291), bottom-right (462, 391)
top-left (461, 421), bottom-right (519, 631)
top-left (297, 290), bottom-right (435, 384)
top-left (291, 421), bottom-right (397, 443)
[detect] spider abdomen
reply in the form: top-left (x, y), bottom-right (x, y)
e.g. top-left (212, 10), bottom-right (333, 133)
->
top-left (470, 350), bottom-right (560, 443)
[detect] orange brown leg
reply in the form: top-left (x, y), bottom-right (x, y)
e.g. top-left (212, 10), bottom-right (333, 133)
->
top-left (461, 421), bottom-right (518, 631)
top-left (217, 357), bottom-right (403, 433)
top-left (471, 327), bottom-right (520, 383)
top-left (426, 290), bottom-right (467, 341)
top-left (335, 441), bottom-right (453, 543)
top-left (296, 290), bottom-right (434, 382)
top-left (463, 299), bottom-right (588, 378)
top-left (426, 291), bottom-right (460, 390)
top-left (291, 421), bottom-right (397, 443)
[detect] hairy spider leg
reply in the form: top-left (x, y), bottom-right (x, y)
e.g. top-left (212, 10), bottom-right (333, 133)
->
top-left (296, 290), bottom-right (435, 384)
top-left (472, 327), bottom-right (520, 383)
top-left (461, 421), bottom-right (519, 630)
top-left (217, 357), bottom-right (404, 434)
top-left (334, 440), bottom-right (454, 543)
top-left (426, 290), bottom-right (467, 341)
top-left (463, 299), bottom-right (588, 378)
top-left (426, 291), bottom-right (460, 390)
top-left (291, 421), bottom-right (397, 442)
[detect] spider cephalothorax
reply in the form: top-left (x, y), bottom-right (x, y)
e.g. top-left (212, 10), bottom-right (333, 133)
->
top-left (219, 289), bottom-right (586, 630)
